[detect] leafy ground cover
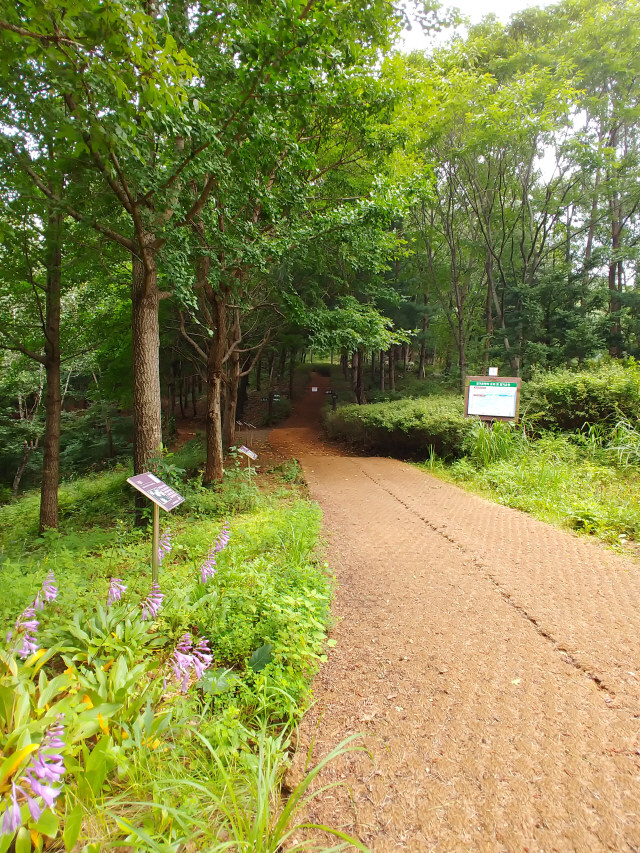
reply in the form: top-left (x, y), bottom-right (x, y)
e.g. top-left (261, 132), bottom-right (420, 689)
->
top-left (0, 444), bottom-right (357, 851)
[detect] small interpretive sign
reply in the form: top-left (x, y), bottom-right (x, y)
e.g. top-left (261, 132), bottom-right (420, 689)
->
top-left (464, 376), bottom-right (521, 422)
top-left (311, 386), bottom-right (318, 392)
top-left (127, 472), bottom-right (185, 511)
top-left (238, 445), bottom-right (258, 461)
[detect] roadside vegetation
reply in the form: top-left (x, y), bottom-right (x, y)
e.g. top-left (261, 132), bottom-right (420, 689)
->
top-left (0, 446), bottom-right (363, 851)
top-left (324, 361), bottom-right (640, 548)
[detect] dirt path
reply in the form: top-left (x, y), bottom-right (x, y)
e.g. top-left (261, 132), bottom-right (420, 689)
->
top-left (270, 375), bottom-right (640, 853)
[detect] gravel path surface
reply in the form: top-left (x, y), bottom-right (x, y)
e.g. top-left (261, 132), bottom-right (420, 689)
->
top-left (270, 375), bottom-right (640, 853)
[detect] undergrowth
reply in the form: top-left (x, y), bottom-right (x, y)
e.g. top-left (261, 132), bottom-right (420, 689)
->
top-left (0, 441), bottom-right (357, 851)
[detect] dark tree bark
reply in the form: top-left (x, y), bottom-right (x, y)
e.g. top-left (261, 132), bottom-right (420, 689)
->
top-left (39, 210), bottom-right (63, 532)
top-left (379, 349), bottom-right (385, 391)
top-left (388, 348), bottom-right (395, 391)
top-left (131, 239), bottom-right (162, 475)
top-left (13, 439), bottom-right (38, 497)
top-left (223, 310), bottom-right (241, 448)
top-left (355, 347), bottom-right (366, 405)
top-left (204, 290), bottom-right (226, 484)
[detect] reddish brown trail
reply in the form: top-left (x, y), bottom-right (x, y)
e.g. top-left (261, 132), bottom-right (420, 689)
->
top-left (269, 374), bottom-right (640, 853)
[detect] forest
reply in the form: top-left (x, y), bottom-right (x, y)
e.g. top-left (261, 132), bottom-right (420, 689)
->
top-left (2, 0), bottom-right (640, 849)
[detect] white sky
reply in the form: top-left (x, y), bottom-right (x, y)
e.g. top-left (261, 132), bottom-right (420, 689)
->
top-left (400, 0), bottom-right (556, 52)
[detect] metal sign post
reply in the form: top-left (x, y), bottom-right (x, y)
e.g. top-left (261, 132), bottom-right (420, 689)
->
top-left (127, 473), bottom-right (185, 583)
top-left (238, 445), bottom-right (258, 483)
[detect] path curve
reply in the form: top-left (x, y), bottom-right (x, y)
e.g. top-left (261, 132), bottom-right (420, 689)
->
top-left (270, 375), bottom-right (640, 853)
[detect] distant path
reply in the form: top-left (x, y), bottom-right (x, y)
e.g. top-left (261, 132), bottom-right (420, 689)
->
top-left (270, 374), bottom-right (640, 853)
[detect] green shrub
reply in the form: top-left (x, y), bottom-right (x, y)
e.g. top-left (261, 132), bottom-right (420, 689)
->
top-left (522, 362), bottom-right (640, 430)
top-left (324, 395), bottom-right (474, 459)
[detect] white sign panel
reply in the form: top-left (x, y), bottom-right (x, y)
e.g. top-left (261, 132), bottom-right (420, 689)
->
top-left (238, 445), bottom-right (258, 460)
top-left (311, 386), bottom-right (318, 392)
top-left (467, 381), bottom-right (518, 419)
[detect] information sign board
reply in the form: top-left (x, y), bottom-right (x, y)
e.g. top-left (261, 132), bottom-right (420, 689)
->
top-left (311, 386), bottom-right (318, 392)
top-left (464, 376), bottom-right (521, 421)
top-left (127, 472), bottom-right (185, 510)
top-left (238, 445), bottom-right (258, 461)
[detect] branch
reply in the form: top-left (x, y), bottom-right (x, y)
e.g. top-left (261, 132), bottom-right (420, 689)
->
top-left (0, 19), bottom-right (82, 46)
top-left (0, 340), bottom-right (46, 364)
top-left (18, 153), bottom-right (136, 252)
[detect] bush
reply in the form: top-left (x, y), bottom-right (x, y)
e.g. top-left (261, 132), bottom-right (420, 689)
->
top-left (324, 395), bottom-right (474, 459)
top-left (522, 362), bottom-right (640, 431)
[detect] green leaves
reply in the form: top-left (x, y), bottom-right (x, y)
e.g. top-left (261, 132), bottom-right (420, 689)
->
top-left (248, 643), bottom-right (273, 672)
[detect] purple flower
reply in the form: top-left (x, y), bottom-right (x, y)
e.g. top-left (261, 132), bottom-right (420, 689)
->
top-left (200, 554), bottom-right (217, 584)
top-left (13, 605), bottom-right (39, 659)
top-left (34, 570), bottom-right (58, 611)
top-left (192, 638), bottom-right (213, 679)
top-left (213, 524), bottom-right (230, 554)
top-left (171, 633), bottom-right (194, 692)
top-left (158, 529), bottom-right (172, 565)
top-left (199, 524), bottom-right (230, 584)
top-left (1, 782), bottom-right (22, 835)
top-left (107, 578), bottom-right (127, 606)
top-left (140, 581), bottom-right (164, 621)
top-left (42, 571), bottom-right (57, 602)
top-left (170, 634), bottom-right (213, 692)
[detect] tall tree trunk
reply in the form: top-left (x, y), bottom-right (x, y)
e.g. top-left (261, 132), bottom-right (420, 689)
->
top-left (371, 349), bottom-right (376, 380)
top-left (223, 310), bottom-right (241, 448)
top-left (255, 356), bottom-right (262, 391)
top-left (355, 347), bottom-right (366, 405)
top-left (379, 349), bottom-right (385, 391)
top-left (388, 348), bottom-right (395, 391)
top-left (483, 259), bottom-right (493, 373)
top-left (608, 202), bottom-right (624, 358)
top-left (131, 239), bottom-right (162, 475)
top-left (266, 351), bottom-right (276, 426)
top-left (40, 211), bottom-right (63, 532)
top-left (204, 290), bottom-right (226, 484)
top-left (350, 351), bottom-right (357, 395)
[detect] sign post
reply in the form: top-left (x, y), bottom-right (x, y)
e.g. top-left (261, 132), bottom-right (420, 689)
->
top-left (127, 473), bottom-right (185, 582)
top-left (238, 445), bottom-right (258, 481)
top-left (464, 376), bottom-right (521, 422)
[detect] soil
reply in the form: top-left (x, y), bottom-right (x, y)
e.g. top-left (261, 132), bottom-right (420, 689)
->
top-left (269, 373), bottom-right (640, 853)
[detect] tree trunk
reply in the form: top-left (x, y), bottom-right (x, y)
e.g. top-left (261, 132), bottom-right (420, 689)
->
top-left (266, 351), bottom-right (276, 426)
top-left (204, 291), bottom-right (226, 484)
top-left (388, 348), bottom-right (395, 391)
top-left (39, 210), bottom-right (63, 533)
top-left (355, 347), bottom-right (366, 405)
top-left (223, 311), bottom-right (241, 448)
top-left (483, 259), bottom-right (493, 373)
top-left (255, 356), bottom-right (262, 391)
top-left (351, 351), bottom-right (357, 394)
top-left (13, 440), bottom-right (38, 497)
top-left (379, 349), bottom-right (385, 391)
top-left (371, 349), bottom-right (376, 380)
top-left (131, 241), bottom-right (162, 475)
